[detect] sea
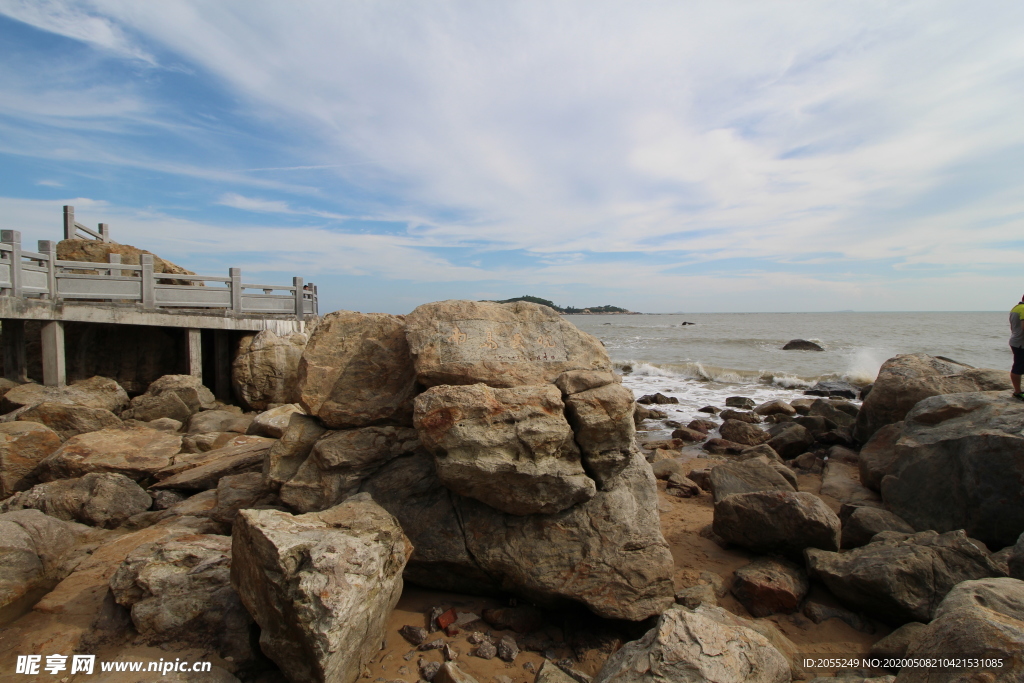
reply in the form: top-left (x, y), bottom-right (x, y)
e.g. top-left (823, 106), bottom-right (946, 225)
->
top-left (565, 311), bottom-right (1013, 429)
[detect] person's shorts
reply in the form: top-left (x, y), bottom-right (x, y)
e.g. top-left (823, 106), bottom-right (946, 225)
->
top-left (1013, 345), bottom-right (1024, 375)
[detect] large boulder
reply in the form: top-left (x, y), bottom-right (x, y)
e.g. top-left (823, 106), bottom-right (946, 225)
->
top-left (360, 450), bottom-right (674, 621)
top-left (731, 557), bottom-right (808, 618)
top-left (298, 311), bottom-right (417, 429)
top-left (819, 460), bottom-right (881, 506)
top-left (709, 458), bottom-right (796, 503)
top-left (403, 300), bottom-right (611, 388)
top-left (767, 424), bottom-right (814, 459)
top-left (0, 509), bottom-right (77, 616)
top-left (1, 376), bottom-right (129, 414)
top-left (1, 473), bottom-right (151, 528)
top-left (854, 354), bottom-right (1010, 443)
top-left (263, 414), bottom-right (327, 490)
top-left (899, 578), bottom-right (1024, 682)
top-left (38, 427), bottom-right (182, 482)
top-left (413, 383), bottom-right (596, 515)
top-left (122, 375), bottom-right (216, 422)
top-left (713, 491), bottom-right (841, 558)
top-left (858, 421), bottom-right (902, 491)
top-left (720, 419), bottom-right (771, 447)
top-left (0, 421), bottom-right (62, 497)
top-left (806, 529), bottom-right (1003, 624)
top-left (109, 533), bottom-right (254, 662)
top-left (593, 604), bottom-right (790, 683)
top-left (563, 382), bottom-right (636, 489)
top-left (151, 436), bottom-right (275, 492)
top-left (880, 391), bottom-right (1024, 548)
top-left (232, 330), bottom-right (308, 411)
top-left (230, 495), bottom-right (410, 683)
top-left (246, 404), bottom-right (303, 439)
top-left (841, 505), bottom-right (914, 549)
top-left (279, 426), bottom-right (420, 513)
top-left (17, 402), bottom-right (122, 441)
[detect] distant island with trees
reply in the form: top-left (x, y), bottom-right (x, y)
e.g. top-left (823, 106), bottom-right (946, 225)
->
top-left (486, 295), bottom-right (638, 315)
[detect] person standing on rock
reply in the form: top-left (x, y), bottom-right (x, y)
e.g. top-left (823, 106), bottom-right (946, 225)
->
top-left (1011, 295), bottom-right (1024, 399)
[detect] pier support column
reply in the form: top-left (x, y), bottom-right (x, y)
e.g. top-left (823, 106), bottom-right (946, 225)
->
top-left (41, 321), bottom-right (65, 387)
top-left (2, 319), bottom-right (27, 383)
top-left (214, 330), bottom-right (230, 402)
top-left (186, 328), bottom-right (202, 381)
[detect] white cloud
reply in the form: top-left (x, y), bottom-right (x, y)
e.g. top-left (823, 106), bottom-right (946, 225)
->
top-left (217, 193), bottom-right (291, 214)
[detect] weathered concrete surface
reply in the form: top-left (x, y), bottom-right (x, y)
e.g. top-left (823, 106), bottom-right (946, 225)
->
top-left (404, 300), bottom-right (611, 388)
top-left (413, 383), bottom-right (595, 515)
top-left (880, 391), bottom-right (1024, 548)
top-left (230, 495), bottom-right (410, 683)
top-left (297, 310), bottom-right (417, 429)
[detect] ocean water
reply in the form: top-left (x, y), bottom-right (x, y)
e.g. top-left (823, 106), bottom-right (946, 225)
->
top-left (565, 311), bottom-right (1013, 427)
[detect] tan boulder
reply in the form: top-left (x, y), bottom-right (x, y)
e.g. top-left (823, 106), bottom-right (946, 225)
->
top-left (38, 427), bottom-right (182, 482)
top-left (0, 509), bottom-right (78, 617)
top-left (1, 472), bottom-right (151, 528)
top-left (0, 422), bottom-right (62, 497)
top-left (18, 402), bottom-right (122, 441)
top-left (414, 383), bottom-right (596, 515)
top-left (230, 495), bottom-right (410, 683)
top-left (232, 330), bottom-right (307, 410)
top-left (264, 414), bottom-right (327, 490)
top-left (298, 310), bottom-right (417, 429)
top-left (564, 382), bottom-right (637, 490)
top-left (123, 374), bottom-right (216, 422)
top-left (1, 376), bottom-right (129, 414)
top-left (247, 403), bottom-right (304, 438)
top-left (151, 436), bottom-right (275, 492)
top-left (404, 300), bottom-right (612, 388)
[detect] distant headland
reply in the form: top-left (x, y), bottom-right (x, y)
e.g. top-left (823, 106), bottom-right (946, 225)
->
top-left (484, 295), bottom-right (640, 314)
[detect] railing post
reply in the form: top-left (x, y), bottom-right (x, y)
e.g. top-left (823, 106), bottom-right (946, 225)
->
top-left (98, 223), bottom-right (110, 242)
top-left (293, 276), bottom-right (304, 321)
top-left (63, 206), bottom-right (74, 240)
top-left (230, 268), bottom-right (242, 313)
top-left (141, 254), bottom-right (155, 308)
top-left (186, 328), bottom-right (202, 380)
top-left (38, 240), bottom-right (57, 299)
top-left (41, 320), bottom-right (66, 387)
top-left (2, 230), bottom-right (22, 298)
top-left (313, 283), bottom-right (318, 315)
top-left (108, 253), bottom-right (121, 277)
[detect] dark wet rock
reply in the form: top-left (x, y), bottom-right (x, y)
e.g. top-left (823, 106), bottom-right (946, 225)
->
top-left (713, 491), bottom-right (840, 559)
top-left (637, 393), bottom-right (678, 405)
top-left (731, 557), bottom-right (809, 617)
top-left (804, 380), bottom-right (857, 398)
top-left (840, 505), bottom-right (914, 549)
top-left (783, 339), bottom-right (823, 351)
top-left (725, 396), bottom-right (756, 409)
top-left (767, 424), bottom-right (815, 459)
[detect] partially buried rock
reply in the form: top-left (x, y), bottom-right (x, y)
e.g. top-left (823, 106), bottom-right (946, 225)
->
top-left (481, 606), bottom-right (545, 633)
top-left (496, 634), bottom-right (518, 662)
top-left (782, 339), bottom-right (823, 351)
top-left (805, 529), bottom-right (1003, 624)
top-left (404, 300), bottom-right (611, 388)
top-left (731, 557), bottom-right (809, 617)
top-left (38, 426), bottom-right (182, 482)
top-left (230, 495), bottom-right (411, 683)
top-left (473, 640), bottom-right (496, 659)
top-left (413, 383), bottom-right (595, 515)
top-left (0, 421), bottom-right (62, 497)
top-left (17, 402), bottom-right (122, 441)
top-left (593, 605), bottom-right (790, 683)
top-left (298, 310), bottom-right (417, 428)
top-left (399, 624), bottom-right (427, 645)
top-left (109, 533), bottom-right (254, 662)
top-left (1, 472), bottom-right (150, 528)
top-left (713, 491), bottom-right (840, 559)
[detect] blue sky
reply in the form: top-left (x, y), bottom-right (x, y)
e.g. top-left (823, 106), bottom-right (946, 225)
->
top-left (1, 1), bottom-right (1023, 314)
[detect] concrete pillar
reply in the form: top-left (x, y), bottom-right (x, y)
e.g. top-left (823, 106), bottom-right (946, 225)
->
top-left (186, 328), bottom-right (202, 380)
top-left (214, 330), bottom-right (230, 402)
top-left (41, 320), bottom-right (65, 387)
top-left (2, 319), bottom-right (27, 383)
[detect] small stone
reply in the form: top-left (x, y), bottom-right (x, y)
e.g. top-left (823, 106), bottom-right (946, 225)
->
top-left (404, 651), bottom-right (416, 661)
top-left (419, 638), bottom-right (444, 651)
top-left (674, 584), bottom-right (717, 609)
top-left (444, 624), bottom-right (460, 637)
top-left (443, 643), bottom-right (458, 661)
top-left (467, 631), bottom-right (486, 645)
top-left (496, 634), bottom-right (518, 662)
top-left (400, 625), bottom-right (428, 645)
top-left (398, 666), bottom-right (411, 676)
top-left (419, 660), bottom-right (441, 681)
top-left (523, 662), bottom-right (535, 673)
top-left (494, 677), bottom-right (513, 683)
top-left (698, 406), bottom-right (720, 414)
top-left (474, 641), bottom-right (497, 659)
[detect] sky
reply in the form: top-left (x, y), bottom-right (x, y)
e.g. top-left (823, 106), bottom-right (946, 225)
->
top-left (1, 1), bottom-right (1023, 314)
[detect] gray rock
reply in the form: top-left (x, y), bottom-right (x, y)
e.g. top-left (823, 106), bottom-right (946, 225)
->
top-left (122, 374), bottom-right (216, 421)
top-left (713, 491), bottom-right (840, 558)
top-left (434, 662), bottom-right (480, 683)
top-left (803, 600), bottom-right (874, 633)
top-left (808, 398), bottom-right (855, 428)
top-left (881, 391), bottom-right (1024, 548)
top-left (806, 529), bottom-right (1003, 624)
top-left (899, 578), bottom-right (1024, 682)
top-left (230, 496), bottom-right (410, 683)
top-left (209, 472), bottom-right (279, 525)
top-left (726, 396), bottom-right (757, 409)
top-left (592, 605), bottom-right (790, 683)
top-left (399, 624), bottom-right (428, 645)
top-left (413, 383), bottom-right (595, 515)
top-left (473, 641), bottom-right (496, 659)
top-left (109, 533), bottom-right (254, 662)
top-left (754, 400), bottom-right (796, 416)
top-left (858, 421), bottom-right (902, 491)
top-left (536, 661), bottom-right (577, 683)
top-left (719, 409), bottom-right (762, 423)
top-left (709, 458), bottom-right (795, 503)
top-left (731, 557), bottom-right (808, 617)
top-left (783, 339), bottom-right (823, 351)
top-left (496, 634), bottom-right (518, 662)
top-left (767, 424), bottom-right (814, 459)
top-left (360, 450), bottom-right (674, 621)
top-left (1, 472), bottom-right (150, 528)
top-left (804, 380), bottom-right (858, 398)
top-left (819, 460), bottom-right (882, 506)
top-left (841, 506), bottom-right (914, 549)
top-left (263, 413), bottom-right (328, 490)
top-left (0, 421), bottom-right (62, 497)
top-left (246, 404), bottom-right (303, 438)
top-left (564, 382), bottom-right (636, 489)
top-left (854, 353), bottom-right (1009, 443)
top-left (279, 426), bottom-right (419, 513)
top-left (719, 419), bottom-right (771, 447)
top-left (0, 509), bottom-right (77, 616)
